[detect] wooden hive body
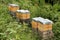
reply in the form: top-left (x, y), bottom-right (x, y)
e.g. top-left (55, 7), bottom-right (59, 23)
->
top-left (16, 10), bottom-right (30, 20)
top-left (9, 4), bottom-right (19, 12)
top-left (38, 23), bottom-right (52, 32)
top-left (31, 17), bottom-right (40, 29)
top-left (16, 12), bottom-right (21, 19)
top-left (37, 18), bottom-right (53, 32)
top-left (26, 13), bottom-right (30, 19)
top-left (20, 13), bottom-right (27, 19)
top-left (32, 20), bottom-right (38, 29)
top-left (32, 17), bottom-right (53, 31)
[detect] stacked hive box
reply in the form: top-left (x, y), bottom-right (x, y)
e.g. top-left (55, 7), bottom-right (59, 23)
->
top-left (8, 4), bottom-right (19, 17)
top-left (38, 17), bottom-right (54, 40)
top-left (16, 10), bottom-right (30, 24)
top-left (31, 17), bottom-right (54, 40)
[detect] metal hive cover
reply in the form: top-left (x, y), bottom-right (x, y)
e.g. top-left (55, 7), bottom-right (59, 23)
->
top-left (32, 17), bottom-right (43, 22)
top-left (37, 17), bottom-right (46, 24)
top-left (45, 19), bottom-right (53, 24)
top-left (32, 17), bottom-right (53, 24)
top-left (17, 10), bottom-right (30, 13)
top-left (9, 4), bottom-right (19, 6)
top-left (38, 18), bottom-right (53, 24)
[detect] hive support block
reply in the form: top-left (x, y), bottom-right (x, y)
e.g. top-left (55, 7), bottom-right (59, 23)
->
top-left (38, 30), bottom-right (54, 40)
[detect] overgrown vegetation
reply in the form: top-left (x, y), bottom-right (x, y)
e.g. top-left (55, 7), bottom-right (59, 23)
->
top-left (0, 0), bottom-right (60, 40)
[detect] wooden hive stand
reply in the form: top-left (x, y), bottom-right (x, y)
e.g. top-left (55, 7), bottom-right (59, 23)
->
top-left (8, 4), bottom-right (19, 17)
top-left (16, 10), bottom-right (30, 24)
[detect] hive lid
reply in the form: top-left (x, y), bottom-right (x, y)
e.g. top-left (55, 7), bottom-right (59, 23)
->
top-left (32, 17), bottom-right (53, 24)
top-left (17, 10), bottom-right (30, 13)
top-left (9, 4), bottom-right (19, 6)
top-left (38, 18), bottom-right (53, 24)
top-left (45, 19), bottom-right (53, 24)
top-left (32, 17), bottom-right (43, 21)
top-left (32, 17), bottom-right (39, 21)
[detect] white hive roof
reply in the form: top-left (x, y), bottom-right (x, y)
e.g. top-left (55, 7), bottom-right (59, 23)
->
top-left (17, 10), bottom-right (30, 13)
top-left (32, 17), bottom-right (53, 24)
top-left (9, 4), bottom-right (19, 6)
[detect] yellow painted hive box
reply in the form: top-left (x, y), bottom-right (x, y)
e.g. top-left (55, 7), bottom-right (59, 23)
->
top-left (32, 17), bottom-right (53, 32)
top-left (16, 12), bottom-right (21, 19)
top-left (16, 10), bottom-right (30, 20)
top-left (38, 22), bottom-right (52, 32)
top-left (31, 17), bottom-right (40, 29)
top-left (31, 20), bottom-right (38, 29)
top-left (37, 18), bottom-right (53, 32)
top-left (9, 4), bottom-right (19, 12)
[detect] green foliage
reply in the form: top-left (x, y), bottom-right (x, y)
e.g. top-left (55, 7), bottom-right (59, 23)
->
top-left (53, 3), bottom-right (60, 11)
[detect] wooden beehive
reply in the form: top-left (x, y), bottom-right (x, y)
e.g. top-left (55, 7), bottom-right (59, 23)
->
top-left (38, 18), bottom-right (53, 32)
top-left (16, 10), bottom-right (30, 20)
top-left (31, 17), bottom-right (54, 40)
top-left (31, 17), bottom-right (53, 31)
top-left (9, 4), bottom-right (19, 12)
